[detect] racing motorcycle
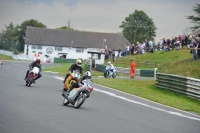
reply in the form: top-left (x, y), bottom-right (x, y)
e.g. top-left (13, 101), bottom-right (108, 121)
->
top-left (0, 60), bottom-right (2, 68)
top-left (25, 67), bottom-right (39, 87)
top-left (64, 70), bottom-right (81, 91)
top-left (62, 79), bottom-right (93, 109)
top-left (104, 66), bottom-right (117, 78)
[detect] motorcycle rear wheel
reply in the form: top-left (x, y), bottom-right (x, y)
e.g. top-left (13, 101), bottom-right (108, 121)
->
top-left (74, 93), bottom-right (86, 109)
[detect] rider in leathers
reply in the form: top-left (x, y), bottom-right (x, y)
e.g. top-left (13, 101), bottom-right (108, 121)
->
top-left (63, 59), bottom-right (83, 91)
top-left (24, 58), bottom-right (42, 83)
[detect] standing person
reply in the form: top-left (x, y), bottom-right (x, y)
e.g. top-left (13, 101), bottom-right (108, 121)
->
top-left (193, 36), bottom-right (200, 60)
top-left (130, 59), bottom-right (137, 78)
top-left (118, 48), bottom-right (121, 57)
top-left (131, 44), bottom-right (135, 55)
top-left (112, 51), bottom-right (115, 62)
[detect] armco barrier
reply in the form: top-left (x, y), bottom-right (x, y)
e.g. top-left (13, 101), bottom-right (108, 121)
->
top-left (96, 64), bottom-right (106, 72)
top-left (140, 70), bottom-right (154, 77)
top-left (95, 64), bottom-right (155, 77)
top-left (54, 58), bottom-right (76, 63)
top-left (156, 73), bottom-right (200, 99)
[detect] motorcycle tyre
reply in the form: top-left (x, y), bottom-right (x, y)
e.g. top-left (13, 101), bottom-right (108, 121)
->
top-left (104, 72), bottom-right (108, 78)
top-left (74, 93), bottom-right (86, 109)
top-left (25, 80), bottom-right (29, 86)
top-left (112, 74), bottom-right (116, 78)
top-left (63, 98), bottom-right (69, 106)
top-left (28, 79), bottom-right (33, 87)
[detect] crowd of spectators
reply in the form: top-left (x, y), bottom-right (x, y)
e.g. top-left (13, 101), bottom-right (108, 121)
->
top-left (118, 33), bottom-right (200, 61)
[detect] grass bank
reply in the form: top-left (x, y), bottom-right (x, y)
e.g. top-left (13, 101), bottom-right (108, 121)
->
top-left (0, 54), bottom-right (12, 60)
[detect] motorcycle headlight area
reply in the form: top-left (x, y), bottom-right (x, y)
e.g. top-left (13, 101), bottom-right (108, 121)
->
top-left (74, 73), bottom-right (78, 78)
top-left (86, 85), bottom-right (93, 92)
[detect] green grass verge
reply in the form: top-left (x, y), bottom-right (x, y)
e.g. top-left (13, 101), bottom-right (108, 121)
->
top-left (93, 78), bottom-right (200, 115)
top-left (43, 63), bottom-right (104, 76)
top-left (0, 54), bottom-right (12, 60)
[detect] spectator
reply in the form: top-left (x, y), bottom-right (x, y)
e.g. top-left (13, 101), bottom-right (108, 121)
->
top-left (112, 51), bottom-right (115, 62)
top-left (118, 48), bottom-right (121, 57)
top-left (190, 41), bottom-right (198, 60)
top-left (127, 45), bottom-right (130, 55)
top-left (131, 44), bottom-right (135, 55)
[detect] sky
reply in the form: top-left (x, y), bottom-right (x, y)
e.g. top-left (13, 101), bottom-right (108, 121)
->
top-left (0, 0), bottom-right (199, 42)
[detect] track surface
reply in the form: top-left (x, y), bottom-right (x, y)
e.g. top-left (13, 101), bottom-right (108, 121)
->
top-left (0, 61), bottom-right (200, 133)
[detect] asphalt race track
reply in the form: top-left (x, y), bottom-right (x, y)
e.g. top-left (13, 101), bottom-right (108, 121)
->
top-left (0, 61), bottom-right (200, 133)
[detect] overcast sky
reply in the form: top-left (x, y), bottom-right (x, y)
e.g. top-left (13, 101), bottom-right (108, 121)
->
top-left (0, 0), bottom-right (199, 42)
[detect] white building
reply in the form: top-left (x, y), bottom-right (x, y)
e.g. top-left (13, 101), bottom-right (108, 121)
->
top-left (24, 27), bottom-right (130, 64)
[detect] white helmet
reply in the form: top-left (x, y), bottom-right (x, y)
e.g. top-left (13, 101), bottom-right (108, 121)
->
top-left (85, 71), bottom-right (92, 79)
top-left (108, 61), bottom-right (111, 65)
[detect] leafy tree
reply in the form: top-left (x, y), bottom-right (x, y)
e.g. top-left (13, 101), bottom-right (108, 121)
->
top-left (17, 19), bottom-right (47, 51)
top-left (120, 10), bottom-right (157, 44)
top-left (186, 4), bottom-right (200, 31)
top-left (57, 26), bottom-right (73, 30)
top-left (0, 22), bottom-right (19, 51)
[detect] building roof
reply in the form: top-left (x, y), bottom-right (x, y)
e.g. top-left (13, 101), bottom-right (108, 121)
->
top-left (25, 27), bottom-right (130, 50)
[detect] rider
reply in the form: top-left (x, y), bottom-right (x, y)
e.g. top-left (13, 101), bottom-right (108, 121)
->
top-left (24, 58), bottom-right (42, 83)
top-left (107, 61), bottom-right (114, 74)
top-left (62, 71), bottom-right (92, 97)
top-left (63, 59), bottom-right (83, 91)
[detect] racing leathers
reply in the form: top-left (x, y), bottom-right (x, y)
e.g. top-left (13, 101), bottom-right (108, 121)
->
top-left (25, 61), bottom-right (42, 81)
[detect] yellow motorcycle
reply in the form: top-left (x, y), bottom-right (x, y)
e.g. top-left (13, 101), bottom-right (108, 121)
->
top-left (64, 70), bottom-right (81, 91)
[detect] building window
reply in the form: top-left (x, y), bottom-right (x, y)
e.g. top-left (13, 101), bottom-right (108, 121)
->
top-left (37, 45), bottom-right (42, 50)
top-left (31, 45), bottom-right (42, 50)
top-left (76, 48), bottom-right (84, 53)
top-left (55, 47), bottom-right (62, 51)
top-left (31, 45), bottom-right (37, 49)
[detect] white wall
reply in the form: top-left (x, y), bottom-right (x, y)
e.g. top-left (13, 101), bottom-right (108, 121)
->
top-left (24, 44), bottom-right (105, 64)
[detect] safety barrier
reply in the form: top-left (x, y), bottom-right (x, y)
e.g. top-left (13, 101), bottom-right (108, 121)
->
top-left (95, 64), bottom-right (155, 77)
top-left (54, 58), bottom-right (76, 63)
top-left (156, 73), bottom-right (200, 99)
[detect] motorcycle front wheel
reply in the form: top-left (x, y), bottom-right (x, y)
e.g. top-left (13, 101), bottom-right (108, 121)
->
top-left (74, 93), bottom-right (86, 109)
top-left (63, 98), bottom-right (69, 106)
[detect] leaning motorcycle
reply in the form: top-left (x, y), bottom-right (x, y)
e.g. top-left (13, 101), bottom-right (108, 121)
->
top-left (62, 79), bottom-right (93, 108)
top-left (64, 70), bottom-right (81, 91)
top-left (104, 66), bottom-right (117, 78)
top-left (25, 67), bottom-right (39, 87)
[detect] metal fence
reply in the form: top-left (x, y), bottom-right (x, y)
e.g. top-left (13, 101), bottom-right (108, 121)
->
top-left (156, 73), bottom-right (200, 99)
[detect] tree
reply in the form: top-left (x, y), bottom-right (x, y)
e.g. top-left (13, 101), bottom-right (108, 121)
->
top-left (17, 19), bottom-right (47, 51)
top-left (119, 10), bottom-right (157, 44)
top-left (0, 22), bottom-right (19, 51)
top-left (186, 4), bottom-right (200, 31)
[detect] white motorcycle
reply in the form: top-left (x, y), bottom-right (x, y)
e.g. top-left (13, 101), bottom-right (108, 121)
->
top-left (25, 67), bottom-right (39, 87)
top-left (62, 79), bottom-right (93, 109)
top-left (104, 66), bottom-right (117, 78)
